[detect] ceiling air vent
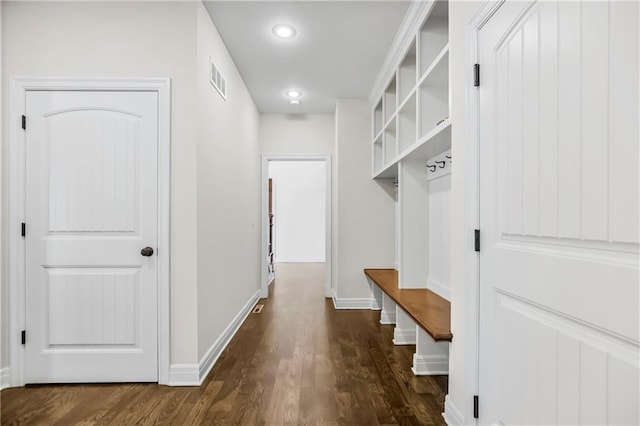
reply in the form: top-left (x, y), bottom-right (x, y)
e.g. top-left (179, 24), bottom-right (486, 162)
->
top-left (209, 57), bottom-right (227, 100)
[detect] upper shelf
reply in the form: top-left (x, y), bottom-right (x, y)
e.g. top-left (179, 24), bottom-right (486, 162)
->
top-left (373, 119), bottom-right (451, 179)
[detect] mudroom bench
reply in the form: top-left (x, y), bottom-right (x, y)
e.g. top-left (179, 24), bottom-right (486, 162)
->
top-left (364, 268), bottom-right (451, 375)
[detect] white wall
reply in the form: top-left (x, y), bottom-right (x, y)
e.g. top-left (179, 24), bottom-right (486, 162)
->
top-left (269, 161), bottom-right (326, 263)
top-left (333, 99), bottom-right (395, 299)
top-left (1, 0), bottom-right (200, 367)
top-left (260, 114), bottom-right (334, 155)
top-left (2, 1), bottom-right (263, 374)
top-left (448, 1), bottom-right (483, 422)
top-left (195, 3), bottom-right (260, 361)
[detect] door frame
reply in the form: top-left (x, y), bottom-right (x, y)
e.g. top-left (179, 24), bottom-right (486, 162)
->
top-left (8, 77), bottom-right (172, 386)
top-left (260, 155), bottom-right (333, 298)
top-left (455, 1), bottom-right (505, 423)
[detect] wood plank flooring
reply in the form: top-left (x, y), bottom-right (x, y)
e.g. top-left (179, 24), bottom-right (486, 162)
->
top-left (1, 263), bottom-right (447, 425)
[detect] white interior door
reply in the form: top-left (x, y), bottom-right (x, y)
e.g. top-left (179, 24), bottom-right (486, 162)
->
top-left (478, 1), bottom-right (639, 424)
top-left (25, 90), bottom-right (159, 383)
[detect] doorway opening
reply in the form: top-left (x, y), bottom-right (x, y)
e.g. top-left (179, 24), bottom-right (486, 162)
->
top-left (260, 156), bottom-right (332, 299)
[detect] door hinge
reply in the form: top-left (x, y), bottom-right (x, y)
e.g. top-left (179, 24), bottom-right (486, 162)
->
top-left (474, 64), bottom-right (480, 87)
top-left (473, 395), bottom-right (479, 418)
top-left (21, 222), bottom-right (26, 237)
top-left (21, 115), bottom-right (26, 130)
top-left (474, 229), bottom-right (480, 252)
top-left (21, 330), bottom-right (26, 345)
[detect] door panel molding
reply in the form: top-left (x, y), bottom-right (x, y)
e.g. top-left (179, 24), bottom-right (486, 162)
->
top-left (9, 77), bottom-right (171, 386)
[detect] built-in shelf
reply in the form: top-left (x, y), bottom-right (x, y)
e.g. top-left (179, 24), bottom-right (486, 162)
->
top-left (419, 48), bottom-right (449, 138)
top-left (384, 76), bottom-right (397, 123)
top-left (373, 135), bottom-right (383, 175)
top-left (369, 0), bottom-right (451, 383)
top-left (373, 160), bottom-right (399, 179)
top-left (401, 119), bottom-right (451, 163)
top-left (398, 92), bottom-right (417, 153)
top-left (398, 40), bottom-right (417, 105)
top-left (384, 117), bottom-right (397, 165)
top-left (374, 98), bottom-right (383, 136)
top-left (419, 0), bottom-right (449, 77)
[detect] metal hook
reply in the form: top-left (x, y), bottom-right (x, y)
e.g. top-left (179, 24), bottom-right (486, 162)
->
top-left (436, 160), bottom-right (446, 169)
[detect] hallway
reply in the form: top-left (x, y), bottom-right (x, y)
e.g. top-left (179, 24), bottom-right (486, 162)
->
top-left (1, 263), bottom-right (446, 425)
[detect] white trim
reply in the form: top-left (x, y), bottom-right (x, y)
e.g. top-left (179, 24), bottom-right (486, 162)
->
top-left (460, 1), bottom-right (504, 423)
top-left (427, 278), bottom-right (451, 301)
top-left (368, 1), bottom-right (434, 103)
top-left (260, 155), bottom-right (333, 299)
top-left (330, 290), bottom-right (373, 310)
top-left (168, 290), bottom-right (260, 387)
top-left (392, 327), bottom-right (417, 345)
top-left (8, 77), bottom-right (171, 386)
top-left (443, 395), bottom-right (465, 426)
top-left (197, 290), bottom-right (260, 384)
top-left (168, 364), bottom-right (199, 387)
top-left (411, 354), bottom-right (449, 375)
top-left (0, 368), bottom-right (11, 390)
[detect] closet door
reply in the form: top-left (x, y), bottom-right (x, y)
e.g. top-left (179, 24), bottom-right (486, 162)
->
top-left (478, 1), bottom-right (639, 423)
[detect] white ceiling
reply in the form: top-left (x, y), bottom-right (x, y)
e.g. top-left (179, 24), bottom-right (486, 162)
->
top-left (203, 1), bottom-right (410, 114)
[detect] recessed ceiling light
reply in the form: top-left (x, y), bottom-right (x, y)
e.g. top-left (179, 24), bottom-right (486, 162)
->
top-left (272, 24), bottom-right (297, 39)
top-left (290, 99), bottom-right (301, 105)
top-left (285, 89), bottom-right (302, 98)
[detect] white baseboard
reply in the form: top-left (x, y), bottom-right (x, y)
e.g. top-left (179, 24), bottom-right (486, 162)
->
top-left (380, 310), bottom-right (396, 324)
top-left (411, 354), bottom-right (449, 375)
top-left (1, 367), bottom-right (11, 390)
top-left (168, 364), bottom-right (200, 386)
top-left (428, 278), bottom-right (451, 301)
top-left (198, 290), bottom-right (260, 384)
top-left (393, 327), bottom-right (416, 345)
top-left (169, 289), bottom-right (260, 387)
top-left (331, 290), bottom-right (372, 310)
top-left (443, 394), bottom-right (464, 426)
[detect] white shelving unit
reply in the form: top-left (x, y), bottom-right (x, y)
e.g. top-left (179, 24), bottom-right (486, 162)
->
top-left (369, 0), bottom-right (452, 377)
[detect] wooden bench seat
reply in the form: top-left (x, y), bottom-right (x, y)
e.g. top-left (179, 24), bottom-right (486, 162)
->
top-left (364, 268), bottom-right (452, 342)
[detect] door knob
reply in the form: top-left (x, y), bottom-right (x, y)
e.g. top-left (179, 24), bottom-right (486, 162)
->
top-left (141, 247), bottom-right (154, 257)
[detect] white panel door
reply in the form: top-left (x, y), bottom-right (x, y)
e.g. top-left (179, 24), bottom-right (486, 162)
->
top-left (478, 1), bottom-right (639, 424)
top-left (25, 90), bottom-right (159, 383)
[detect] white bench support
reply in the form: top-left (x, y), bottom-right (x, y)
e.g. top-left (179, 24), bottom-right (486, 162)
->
top-left (380, 292), bottom-right (396, 324)
top-left (412, 327), bottom-right (449, 375)
top-left (393, 308), bottom-right (417, 345)
top-left (370, 282), bottom-right (383, 310)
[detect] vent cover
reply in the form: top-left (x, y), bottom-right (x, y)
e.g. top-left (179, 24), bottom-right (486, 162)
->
top-left (209, 57), bottom-right (227, 100)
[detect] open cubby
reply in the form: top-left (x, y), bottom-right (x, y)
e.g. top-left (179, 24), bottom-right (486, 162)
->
top-left (374, 99), bottom-right (383, 136)
top-left (398, 92), bottom-right (417, 153)
top-left (384, 118), bottom-right (397, 164)
top-left (398, 41), bottom-right (417, 104)
top-left (384, 76), bottom-right (397, 123)
top-left (419, 0), bottom-right (449, 78)
top-left (373, 136), bottom-right (383, 175)
top-left (419, 49), bottom-right (449, 138)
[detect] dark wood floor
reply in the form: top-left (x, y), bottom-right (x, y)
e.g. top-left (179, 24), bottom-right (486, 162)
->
top-left (1, 263), bottom-right (447, 425)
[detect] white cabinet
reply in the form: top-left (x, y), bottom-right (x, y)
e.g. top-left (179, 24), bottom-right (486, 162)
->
top-left (370, 0), bottom-right (451, 296)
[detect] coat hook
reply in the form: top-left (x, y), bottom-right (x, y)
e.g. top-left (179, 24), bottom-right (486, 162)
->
top-left (436, 160), bottom-right (446, 168)
top-left (427, 164), bottom-right (436, 172)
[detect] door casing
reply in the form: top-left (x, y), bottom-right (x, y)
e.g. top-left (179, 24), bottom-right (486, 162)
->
top-left (260, 155), bottom-right (333, 299)
top-left (8, 77), bottom-right (171, 387)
